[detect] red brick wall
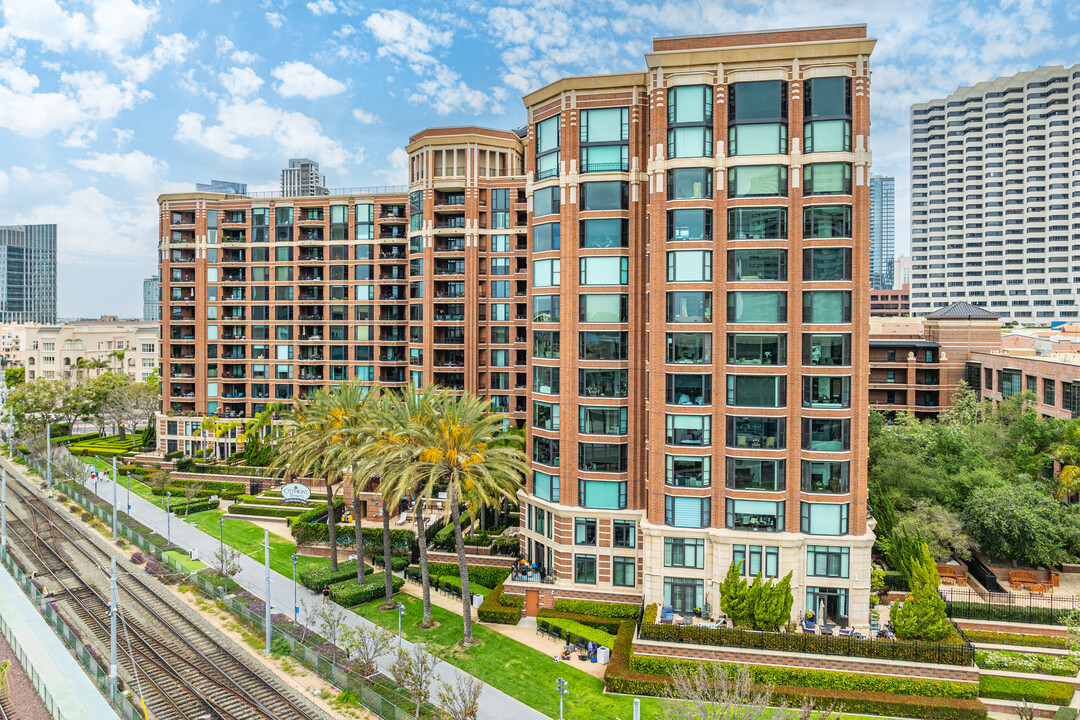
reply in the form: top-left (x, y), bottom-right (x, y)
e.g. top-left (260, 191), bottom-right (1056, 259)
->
top-left (652, 27), bottom-right (865, 52)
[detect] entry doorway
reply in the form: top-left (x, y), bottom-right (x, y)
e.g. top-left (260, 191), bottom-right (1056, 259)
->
top-left (806, 587), bottom-right (849, 626)
top-left (525, 589), bottom-right (540, 617)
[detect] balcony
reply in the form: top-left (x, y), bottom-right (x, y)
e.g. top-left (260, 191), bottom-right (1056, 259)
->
top-left (170, 327), bottom-right (195, 341)
top-left (381, 307), bottom-right (405, 322)
top-left (298, 268), bottom-right (324, 282)
top-left (221, 348), bottom-right (246, 361)
top-left (581, 160), bottom-right (629, 174)
top-left (435, 239), bottom-right (465, 253)
top-left (219, 403), bottom-right (246, 419)
top-left (380, 267), bottom-right (406, 281)
top-left (171, 229), bottom-right (195, 243)
top-left (169, 251), bottom-right (195, 263)
top-left (434, 330), bottom-right (465, 345)
top-left (221, 309), bottom-right (246, 321)
top-left (299, 327), bottom-right (325, 342)
top-left (435, 261), bottom-right (465, 276)
top-left (434, 304), bottom-right (465, 322)
top-left (170, 363), bottom-right (194, 378)
top-left (380, 367), bottom-right (406, 383)
top-left (380, 288), bottom-right (405, 301)
top-left (299, 228), bottom-right (324, 241)
top-left (222, 210), bottom-right (246, 224)
top-left (433, 371), bottom-right (465, 389)
top-left (298, 289), bottom-right (323, 301)
top-left (380, 205), bottom-right (406, 220)
top-left (380, 226), bottom-right (407, 239)
top-left (170, 291), bottom-right (195, 302)
top-left (298, 349), bottom-right (324, 361)
top-left (299, 249), bottom-right (324, 261)
top-left (381, 328), bottom-right (406, 343)
top-left (298, 307), bottom-right (324, 321)
top-left (170, 349), bottom-right (195, 360)
top-left (221, 365), bottom-right (246, 379)
top-left (435, 350), bottom-right (465, 367)
top-left (222, 249), bottom-right (246, 263)
top-left (299, 208), bottom-right (325, 222)
top-left (222, 269), bottom-right (245, 282)
top-left (170, 308), bottom-right (194, 321)
top-left (222, 288), bottom-right (245, 302)
top-left (380, 348), bottom-right (406, 362)
top-left (435, 193), bottom-right (465, 207)
top-left (222, 229), bottom-right (246, 243)
top-left (170, 383), bottom-right (195, 399)
top-left (299, 369), bottom-right (325, 381)
top-left (220, 329), bottom-right (246, 341)
top-left (171, 211), bottom-right (195, 225)
top-left (434, 216), bottom-right (466, 230)
top-left (380, 249), bottom-right (405, 259)
top-left (170, 270), bottom-right (195, 283)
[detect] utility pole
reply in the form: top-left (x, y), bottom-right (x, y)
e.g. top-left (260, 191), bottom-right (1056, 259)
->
top-left (165, 492), bottom-right (171, 546)
top-left (111, 457), bottom-right (117, 538)
top-left (219, 517), bottom-right (225, 576)
top-left (264, 528), bottom-right (271, 654)
top-left (123, 454), bottom-right (131, 518)
top-left (292, 553), bottom-right (298, 624)
top-left (109, 558), bottom-right (118, 700)
top-left (1, 467), bottom-right (6, 561)
top-left (45, 422), bottom-right (51, 488)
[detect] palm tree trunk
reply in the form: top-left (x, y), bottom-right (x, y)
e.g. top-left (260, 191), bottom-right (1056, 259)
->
top-left (327, 482), bottom-right (338, 572)
top-left (353, 494), bottom-right (365, 584)
top-left (415, 502), bottom-right (433, 627)
top-left (450, 484), bottom-right (475, 645)
top-left (381, 501), bottom-right (394, 607)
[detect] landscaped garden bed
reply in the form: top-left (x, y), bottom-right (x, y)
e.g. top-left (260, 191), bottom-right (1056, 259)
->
top-left (975, 648), bottom-right (1078, 677)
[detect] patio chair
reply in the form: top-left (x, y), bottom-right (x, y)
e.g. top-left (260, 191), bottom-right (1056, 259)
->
top-left (538, 620), bottom-right (550, 636)
top-left (820, 625), bottom-right (834, 636)
top-left (659, 605), bottom-right (674, 624)
top-left (550, 625), bottom-right (563, 641)
top-left (838, 626), bottom-right (854, 637)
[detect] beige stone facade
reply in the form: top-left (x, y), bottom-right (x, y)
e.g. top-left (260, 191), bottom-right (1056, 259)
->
top-left (3, 318), bottom-right (158, 382)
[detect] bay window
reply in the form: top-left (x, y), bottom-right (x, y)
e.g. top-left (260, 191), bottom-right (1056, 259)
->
top-left (726, 458), bottom-right (785, 492)
top-left (800, 502), bottom-right (849, 536)
top-left (725, 499), bottom-right (784, 532)
top-left (728, 249), bottom-right (787, 281)
top-left (665, 495), bottom-right (711, 528)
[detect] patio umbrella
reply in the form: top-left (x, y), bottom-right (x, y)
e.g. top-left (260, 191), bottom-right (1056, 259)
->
top-left (818, 598), bottom-right (826, 625)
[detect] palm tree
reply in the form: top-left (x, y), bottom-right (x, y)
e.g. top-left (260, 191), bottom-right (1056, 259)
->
top-left (405, 390), bottom-right (527, 645)
top-left (360, 387), bottom-right (440, 626)
top-left (1053, 421), bottom-right (1080, 503)
top-left (198, 415), bottom-right (217, 460)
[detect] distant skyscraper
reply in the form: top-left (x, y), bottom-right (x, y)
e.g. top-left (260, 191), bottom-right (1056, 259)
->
top-left (893, 254), bottom-right (911, 290)
top-left (280, 158), bottom-right (328, 197)
top-left (143, 274), bottom-right (160, 321)
top-left (195, 179), bottom-right (248, 194)
top-left (0, 224), bottom-right (56, 324)
top-left (870, 175), bottom-right (895, 290)
top-left (910, 65), bottom-right (1080, 319)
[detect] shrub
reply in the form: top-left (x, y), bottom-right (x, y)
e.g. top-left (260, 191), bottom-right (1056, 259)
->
top-left (117, 465), bottom-right (152, 477)
top-left (165, 498), bottom-right (220, 515)
top-left (229, 505), bottom-right (307, 519)
top-left (130, 551), bottom-right (145, 565)
top-left (553, 598), bottom-right (639, 618)
top-left (979, 676), bottom-right (1074, 705)
top-left (425, 563), bottom-right (509, 590)
top-left (883, 570), bottom-right (908, 591)
top-left (555, 619), bottom-right (616, 648)
top-left (1054, 708), bottom-right (1078, 720)
top-left (477, 582), bottom-right (521, 624)
top-left (298, 560), bottom-right (372, 592)
top-left (962, 629), bottom-right (1067, 649)
top-left (328, 573), bottom-right (404, 607)
top-left (372, 556), bottom-right (410, 572)
top-left (537, 609), bottom-right (622, 635)
top-left (164, 450), bottom-right (183, 460)
top-left (948, 601), bottom-right (1075, 625)
top-left (176, 458), bottom-right (196, 472)
top-left (436, 576), bottom-right (492, 597)
top-left (975, 649), bottom-right (1077, 677)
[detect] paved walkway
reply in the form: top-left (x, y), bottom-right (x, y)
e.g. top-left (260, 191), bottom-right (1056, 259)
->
top-left (66, 471), bottom-right (550, 720)
top-left (0, 556), bottom-right (121, 719)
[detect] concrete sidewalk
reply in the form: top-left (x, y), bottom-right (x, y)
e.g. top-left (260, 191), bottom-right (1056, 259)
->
top-left (65, 471), bottom-right (550, 720)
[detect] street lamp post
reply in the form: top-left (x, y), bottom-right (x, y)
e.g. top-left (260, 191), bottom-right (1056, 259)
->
top-left (165, 491), bottom-right (171, 546)
top-left (45, 422), bottom-right (51, 488)
top-left (219, 517), bottom-right (225, 575)
top-left (556, 678), bottom-right (569, 720)
top-left (263, 528), bottom-right (271, 655)
top-left (396, 602), bottom-right (405, 648)
top-left (292, 553), bottom-right (299, 624)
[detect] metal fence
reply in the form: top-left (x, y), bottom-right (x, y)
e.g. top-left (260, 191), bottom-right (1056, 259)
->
top-left (942, 587), bottom-right (1080, 625)
top-left (0, 609), bottom-right (69, 720)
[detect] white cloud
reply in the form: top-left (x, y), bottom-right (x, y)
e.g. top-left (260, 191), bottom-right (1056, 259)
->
top-left (219, 66), bottom-right (264, 98)
top-left (231, 50), bottom-right (258, 65)
top-left (215, 34), bottom-right (258, 65)
top-left (307, 0), bottom-right (337, 16)
top-left (0, 0), bottom-right (154, 54)
top-left (10, 165), bottom-right (71, 189)
top-left (271, 61), bottom-right (347, 99)
top-left (69, 150), bottom-right (166, 185)
top-left (115, 32), bottom-right (195, 83)
top-left (374, 148), bottom-right (408, 186)
top-left (113, 128), bottom-right (134, 146)
top-left (0, 170), bottom-right (8, 195)
top-left (265, 11), bottom-right (284, 28)
top-left (174, 98), bottom-right (353, 167)
top-left (351, 107), bottom-right (378, 124)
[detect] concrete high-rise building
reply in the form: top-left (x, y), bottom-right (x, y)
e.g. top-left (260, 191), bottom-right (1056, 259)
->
top-left (893, 254), bottom-right (911, 289)
top-left (196, 180), bottom-right (248, 195)
top-left (158, 25), bottom-right (877, 626)
top-left (909, 65), bottom-right (1080, 320)
top-left (281, 159), bottom-right (328, 197)
top-left (0, 224), bottom-right (56, 324)
top-left (869, 175), bottom-right (894, 290)
top-left (143, 274), bottom-right (160, 321)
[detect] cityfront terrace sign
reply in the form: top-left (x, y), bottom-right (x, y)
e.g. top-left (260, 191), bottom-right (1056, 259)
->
top-left (281, 483), bottom-right (312, 504)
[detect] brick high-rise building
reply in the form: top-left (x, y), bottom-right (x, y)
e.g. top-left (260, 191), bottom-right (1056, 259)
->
top-left (909, 65), bottom-right (1080, 320)
top-left (158, 24), bottom-right (877, 626)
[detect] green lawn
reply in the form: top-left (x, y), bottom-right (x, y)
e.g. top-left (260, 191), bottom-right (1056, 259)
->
top-left (164, 548), bottom-right (207, 573)
top-left (183, 507), bottom-right (330, 578)
top-left (355, 594), bottom-right (663, 720)
top-left (78, 458), bottom-right (163, 508)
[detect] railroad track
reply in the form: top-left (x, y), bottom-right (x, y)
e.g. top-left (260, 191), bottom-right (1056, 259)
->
top-left (1, 466), bottom-right (328, 720)
top-left (0, 686), bottom-right (17, 720)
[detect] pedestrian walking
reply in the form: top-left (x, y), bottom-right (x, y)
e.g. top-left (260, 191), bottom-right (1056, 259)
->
top-left (322, 584), bottom-right (330, 605)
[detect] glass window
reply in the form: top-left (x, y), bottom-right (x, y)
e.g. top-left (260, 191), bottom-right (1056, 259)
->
top-left (733, 545), bottom-right (780, 578)
top-left (807, 546), bottom-right (850, 578)
top-left (667, 209), bottom-right (712, 241)
top-left (801, 503), bottom-right (849, 535)
top-left (727, 292), bottom-right (787, 323)
top-left (728, 166), bottom-right (787, 197)
top-left (727, 375), bottom-right (785, 407)
top-left (729, 123), bottom-right (787, 155)
top-left (668, 85), bottom-right (712, 124)
top-left (804, 77), bottom-right (851, 119)
top-left (575, 518), bottom-right (597, 545)
top-left (803, 248), bottom-right (852, 281)
top-left (727, 416), bottom-right (785, 450)
top-left (664, 496), bottom-right (711, 528)
top-left (613, 520), bottom-right (636, 548)
top-left (668, 126), bottom-right (713, 158)
top-left (580, 369), bottom-right (627, 398)
top-left (579, 256), bottom-right (628, 285)
top-left (533, 436), bottom-right (559, 467)
top-left (727, 334), bottom-right (786, 366)
top-left (804, 163), bottom-right (852, 195)
top-left (667, 292), bottom-right (712, 323)
top-left (579, 294), bottom-right (628, 323)
top-left (581, 144), bottom-right (629, 173)
top-left (533, 258), bottom-right (560, 288)
top-left (666, 455), bottom-right (710, 487)
top-left (803, 333), bottom-right (851, 366)
top-left (533, 401), bottom-right (559, 430)
top-left (536, 115), bottom-right (560, 179)
top-left (728, 249), bottom-right (787, 281)
top-left (805, 120), bottom-right (852, 153)
top-left (579, 442), bottom-right (627, 472)
top-left (664, 538), bottom-right (705, 568)
top-left (533, 222), bottom-right (561, 252)
top-left (574, 554), bottom-right (596, 584)
top-left (664, 577), bottom-right (704, 614)
top-left (668, 168), bottom-right (712, 199)
top-left (579, 331), bottom-right (627, 360)
top-left (730, 80), bottom-right (787, 123)
top-left (726, 499), bottom-right (784, 532)
top-left (667, 333), bottom-right (711, 364)
top-left (801, 461), bottom-right (850, 494)
top-left (580, 107), bottom-right (628, 143)
top-left (666, 414), bottom-right (711, 446)
top-left (803, 291), bottom-right (852, 323)
top-left (612, 557), bottom-right (636, 587)
top-left (534, 295), bottom-right (560, 323)
top-left (803, 377), bottom-right (851, 409)
top-left (802, 418), bottom-right (851, 451)
top-left (534, 366), bottom-right (560, 394)
top-left (580, 218), bottom-right (627, 248)
top-left (667, 251), bottom-right (712, 282)
top-left (728, 208), bottom-right (786, 240)
top-left (726, 459), bottom-right (785, 492)
top-left (578, 480), bottom-right (627, 509)
top-left (580, 181), bottom-right (628, 210)
top-left (1045, 379), bottom-right (1057, 406)
top-left (579, 406), bottom-right (628, 435)
top-left (666, 374), bottom-right (711, 406)
top-left (534, 186), bottom-right (560, 217)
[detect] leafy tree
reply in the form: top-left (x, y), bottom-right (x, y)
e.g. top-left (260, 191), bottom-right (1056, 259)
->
top-left (718, 561), bottom-right (751, 627)
top-left (4, 367), bottom-right (24, 386)
top-left (962, 483), bottom-right (1080, 567)
top-left (436, 671), bottom-right (483, 720)
top-left (751, 571), bottom-right (793, 632)
top-left (7, 377), bottom-right (65, 431)
top-left (661, 664), bottom-right (776, 720)
top-left (341, 622), bottom-right (394, 677)
top-left (391, 642), bottom-right (439, 718)
top-left (894, 500), bottom-right (977, 561)
top-left (85, 372), bottom-right (128, 434)
top-left (892, 543), bottom-right (950, 641)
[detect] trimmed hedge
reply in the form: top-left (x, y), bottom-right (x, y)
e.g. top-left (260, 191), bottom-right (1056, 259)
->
top-left (949, 601), bottom-right (1074, 626)
top-left (166, 498), bottom-right (220, 514)
top-left (328, 573), bottom-right (404, 607)
top-left (553, 598), bottom-right (640, 618)
top-left (477, 582), bottom-right (523, 624)
top-left (426, 563), bottom-right (510, 590)
top-left (117, 465), bottom-right (153, 477)
top-left (979, 676), bottom-right (1074, 705)
top-left (167, 478), bottom-right (247, 494)
top-left (191, 464), bottom-right (274, 478)
top-left (233, 494), bottom-right (297, 506)
top-left (963, 629), bottom-right (1067, 650)
top-left (372, 556), bottom-right (410, 572)
top-left (1055, 708), bottom-right (1078, 720)
top-left (555, 619), bottom-right (616, 648)
top-left (437, 576), bottom-right (493, 597)
top-left (537, 609), bottom-right (622, 636)
top-left (298, 560), bottom-right (371, 591)
top-left (229, 505), bottom-right (307, 519)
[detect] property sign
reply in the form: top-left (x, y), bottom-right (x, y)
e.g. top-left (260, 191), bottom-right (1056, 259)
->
top-left (281, 483), bottom-right (312, 503)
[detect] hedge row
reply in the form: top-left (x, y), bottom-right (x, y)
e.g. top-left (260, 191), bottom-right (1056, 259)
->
top-left (555, 619), bottom-right (616, 648)
top-left (963, 629), bottom-right (1068, 650)
top-left (553, 598), bottom-right (640, 618)
top-left (978, 676), bottom-right (1075, 705)
top-left (298, 560), bottom-right (371, 591)
top-left (949, 601), bottom-right (1075, 626)
top-left (55, 431), bottom-right (102, 444)
top-left (328, 573), bottom-right (404, 607)
top-left (372, 556), bottom-right (410, 573)
top-left (117, 465), bottom-right (153, 477)
top-left (477, 582), bottom-right (522, 624)
top-left (167, 478), bottom-right (247, 494)
top-left (536, 609), bottom-right (622, 635)
top-left (1055, 708), bottom-right (1079, 720)
top-left (166, 498), bottom-right (219, 515)
top-left (425, 563), bottom-right (509, 590)
top-left (189, 464), bottom-right (274, 478)
top-left (437, 576), bottom-right (493, 597)
top-left (234, 494), bottom-right (302, 506)
top-left (229, 505), bottom-right (307, 519)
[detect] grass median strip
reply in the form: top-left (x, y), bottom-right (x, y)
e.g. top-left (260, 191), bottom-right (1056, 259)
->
top-left (183, 508), bottom-right (330, 578)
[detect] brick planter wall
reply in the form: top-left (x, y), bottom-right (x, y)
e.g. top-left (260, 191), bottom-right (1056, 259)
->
top-left (426, 551), bottom-right (514, 568)
top-left (502, 580), bottom-right (643, 609)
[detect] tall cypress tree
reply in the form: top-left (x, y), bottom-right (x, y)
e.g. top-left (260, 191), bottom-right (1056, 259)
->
top-left (892, 543), bottom-right (951, 641)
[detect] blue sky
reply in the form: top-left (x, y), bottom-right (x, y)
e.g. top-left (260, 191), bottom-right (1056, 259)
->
top-left (0, 0), bottom-right (1077, 318)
